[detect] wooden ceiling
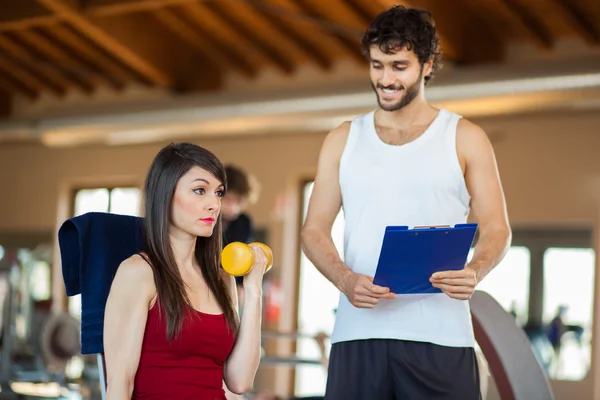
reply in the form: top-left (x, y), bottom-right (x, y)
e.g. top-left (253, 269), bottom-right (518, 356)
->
top-left (0, 0), bottom-right (599, 117)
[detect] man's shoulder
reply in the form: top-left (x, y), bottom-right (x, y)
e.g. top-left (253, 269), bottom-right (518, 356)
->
top-left (456, 117), bottom-right (493, 151)
top-left (326, 109), bottom-right (375, 139)
top-left (332, 111), bottom-right (375, 134)
top-left (456, 117), bottom-right (488, 139)
top-left (322, 119), bottom-right (355, 155)
top-left (455, 117), bottom-right (496, 168)
top-left (328, 120), bottom-right (352, 139)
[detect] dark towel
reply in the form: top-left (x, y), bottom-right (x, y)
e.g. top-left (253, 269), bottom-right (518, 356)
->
top-left (59, 212), bottom-right (144, 354)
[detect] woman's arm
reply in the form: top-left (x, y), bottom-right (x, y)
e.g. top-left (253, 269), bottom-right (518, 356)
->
top-left (223, 380), bottom-right (244, 400)
top-left (222, 244), bottom-right (268, 394)
top-left (103, 256), bottom-right (156, 400)
top-left (221, 280), bottom-right (243, 399)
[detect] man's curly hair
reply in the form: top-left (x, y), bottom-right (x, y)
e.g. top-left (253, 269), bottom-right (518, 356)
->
top-left (361, 6), bottom-right (442, 85)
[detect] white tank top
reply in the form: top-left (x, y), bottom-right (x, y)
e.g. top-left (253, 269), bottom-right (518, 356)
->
top-left (332, 108), bottom-right (476, 348)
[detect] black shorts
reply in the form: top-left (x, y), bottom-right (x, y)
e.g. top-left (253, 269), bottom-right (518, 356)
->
top-left (324, 339), bottom-right (481, 400)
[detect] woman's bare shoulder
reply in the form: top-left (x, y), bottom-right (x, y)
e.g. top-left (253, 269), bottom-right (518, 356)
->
top-left (111, 254), bottom-right (156, 303)
top-left (119, 254), bottom-right (154, 279)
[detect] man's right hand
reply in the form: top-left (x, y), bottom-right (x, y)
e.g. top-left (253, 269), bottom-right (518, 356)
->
top-left (341, 273), bottom-right (396, 308)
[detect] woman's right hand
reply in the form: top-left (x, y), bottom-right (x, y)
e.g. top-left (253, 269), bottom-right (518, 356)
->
top-left (242, 244), bottom-right (269, 297)
top-left (224, 245), bottom-right (267, 393)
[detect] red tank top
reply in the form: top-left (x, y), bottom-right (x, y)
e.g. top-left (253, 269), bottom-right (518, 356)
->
top-left (133, 299), bottom-right (236, 399)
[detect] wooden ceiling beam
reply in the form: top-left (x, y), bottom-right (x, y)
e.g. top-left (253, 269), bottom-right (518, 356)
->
top-left (0, 35), bottom-right (73, 93)
top-left (84, 5), bottom-right (226, 94)
top-left (0, 3), bottom-right (51, 24)
top-left (0, 0), bottom-right (203, 31)
top-left (499, 0), bottom-right (554, 49)
top-left (0, 2), bottom-right (54, 29)
top-left (0, 91), bottom-right (12, 118)
top-left (344, 0), bottom-right (377, 26)
top-left (377, 0), bottom-right (462, 60)
top-left (0, 52), bottom-right (65, 97)
top-left (82, 0), bottom-right (204, 18)
top-left (247, 0), bottom-right (333, 71)
top-left (325, 0), bottom-right (371, 30)
top-left (0, 14), bottom-right (58, 32)
top-left (49, 24), bottom-right (135, 85)
top-left (288, 0), bottom-right (366, 65)
top-left (17, 29), bottom-right (106, 93)
top-left (379, 0), bottom-right (504, 64)
top-left (552, 0), bottom-right (600, 45)
top-left (173, 54), bottom-right (224, 93)
top-left (153, 8), bottom-right (257, 78)
top-left (201, 1), bottom-right (296, 74)
top-left (182, 4), bottom-right (264, 69)
top-left (36, 0), bottom-right (173, 87)
top-left (0, 67), bottom-right (38, 100)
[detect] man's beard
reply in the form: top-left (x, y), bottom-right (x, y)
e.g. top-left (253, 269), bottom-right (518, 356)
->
top-left (371, 68), bottom-right (424, 112)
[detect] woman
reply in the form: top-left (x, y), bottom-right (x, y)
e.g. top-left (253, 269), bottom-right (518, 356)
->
top-left (103, 142), bottom-right (268, 399)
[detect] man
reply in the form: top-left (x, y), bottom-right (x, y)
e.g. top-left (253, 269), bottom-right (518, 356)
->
top-left (222, 164), bottom-right (257, 246)
top-left (222, 164), bottom-right (259, 305)
top-left (301, 6), bottom-right (511, 400)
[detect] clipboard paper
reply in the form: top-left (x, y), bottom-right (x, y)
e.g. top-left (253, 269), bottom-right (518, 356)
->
top-left (372, 224), bottom-right (478, 295)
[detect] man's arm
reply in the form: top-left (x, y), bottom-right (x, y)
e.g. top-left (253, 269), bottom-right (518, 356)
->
top-left (460, 120), bottom-right (511, 282)
top-left (301, 123), bottom-right (394, 308)
top-left (431, 119), bottom-right (511, 299)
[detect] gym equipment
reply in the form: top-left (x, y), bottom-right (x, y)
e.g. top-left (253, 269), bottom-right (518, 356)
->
top-left (470, 291), bottom-right (555, 400)
top-left (260, 356), bottom-right (323, 367)
top-left (0, 248), bottom-right (82, 399)
top-left (221, 242), bottom-right (273, 276)
top-left (40, 312), bottom-right (81, 373)
top-left (261, 330), bottom-right (328, 340)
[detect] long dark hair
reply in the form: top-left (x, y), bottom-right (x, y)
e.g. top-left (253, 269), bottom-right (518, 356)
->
top-left (142, 142), bottom-right (237, 340)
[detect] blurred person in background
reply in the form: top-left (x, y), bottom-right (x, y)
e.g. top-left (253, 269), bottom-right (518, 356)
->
top-left (222, 164), bottom-right (261, 308)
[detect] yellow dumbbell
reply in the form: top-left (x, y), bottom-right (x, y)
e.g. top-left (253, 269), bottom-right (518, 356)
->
top-left (221, 242), bottom-right (273, 277)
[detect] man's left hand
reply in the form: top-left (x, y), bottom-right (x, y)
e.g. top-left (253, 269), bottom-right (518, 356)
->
top-left (430, 266), bottom-right (478, 300)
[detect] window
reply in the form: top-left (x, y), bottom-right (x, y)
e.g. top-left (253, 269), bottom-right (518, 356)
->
top-left (30, 260), bottom-right (51, 301)
top-left (543, 247), bottom-right (594, 381)
top-left (69, 186), bottom-right (141, 320)
top-left (73, 187), bottom-right (141, 217)
top-left (295, 181), bottom-right (342, 397)
top-left (473, 246), bottom-right (531, 326)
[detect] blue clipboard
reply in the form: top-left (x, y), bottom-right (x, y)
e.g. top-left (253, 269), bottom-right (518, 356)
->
top-left (373, 223), bottom-right (478, 294)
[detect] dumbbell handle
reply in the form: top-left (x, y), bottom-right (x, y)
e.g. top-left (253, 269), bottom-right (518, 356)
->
top-left (221, 242), bottom-right (273, 276)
